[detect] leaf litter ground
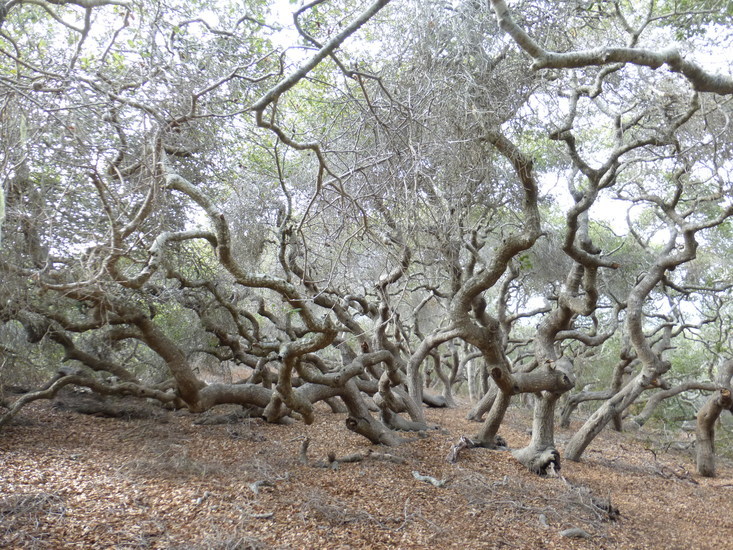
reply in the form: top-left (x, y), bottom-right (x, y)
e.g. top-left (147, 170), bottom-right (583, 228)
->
top-left (1, 400), bottom-right (732, 549)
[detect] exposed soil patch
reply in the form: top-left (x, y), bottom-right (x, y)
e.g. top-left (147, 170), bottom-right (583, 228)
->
top-left (1, 401), bottom-right (731, 549)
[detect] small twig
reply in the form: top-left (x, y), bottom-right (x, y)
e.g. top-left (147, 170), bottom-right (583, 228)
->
top-left (393, 498), bottom-right (412, 532)
top-left (249, 480), bottom-right (275, 495)
top-left (412, 471), bottom-right (448, 488)
top-left (338, 452), bottom-right (366, 463)
top-left (311, 448), bottom-right (407, 468)
top-left (370, 451), bottom-right (407, 464)
top-left (299, 437), bottom-right (310, 465)
top-left (559, 527), bottom-right (592, 539)
top-left (446, 435), bottom-right (477, 464)
top-left (656, 464), bottom-right (699, 484)
top-left (647, 448), bottom-right (699, 485)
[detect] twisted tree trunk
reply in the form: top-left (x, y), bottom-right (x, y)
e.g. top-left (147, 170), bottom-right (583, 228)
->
top-left (466, 383), bottom-right (497, 422)
top-left (512, 392), bottom-right (562, 475)
top-left (559, 389), bottom-right (613, 428)
top-left (696, 389), bottom-right (732, 477)
top-left (565, 369), bottom-right (666, 461)
top-left (696, 360), bottom-right (733, 477)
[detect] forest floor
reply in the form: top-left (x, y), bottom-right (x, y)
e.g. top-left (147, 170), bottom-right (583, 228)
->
top-left (2, 396), bottom-right (732, 550)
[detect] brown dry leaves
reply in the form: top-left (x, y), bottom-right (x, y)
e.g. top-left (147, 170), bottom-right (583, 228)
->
top-left (1, 402), bottom-right (732, 549)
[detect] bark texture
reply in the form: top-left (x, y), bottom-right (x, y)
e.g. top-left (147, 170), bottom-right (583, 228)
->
top-left (696, 360), bottom-right (733, 477)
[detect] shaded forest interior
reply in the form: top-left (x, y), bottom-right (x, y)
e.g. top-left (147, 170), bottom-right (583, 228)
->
top-left (2, 1), bottom-right (733, 547)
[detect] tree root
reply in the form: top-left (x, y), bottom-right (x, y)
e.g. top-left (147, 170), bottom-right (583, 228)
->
top-left (380, 409), bottom-right (428, 432)
top-left (345, 415), bottom-right (404, 446)
top-left (511, 446), bottom-right (560, 476)
top-left (299, 437), bottom-right (406, 469)
top-left (446, 434), bottom-right (509, 464)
